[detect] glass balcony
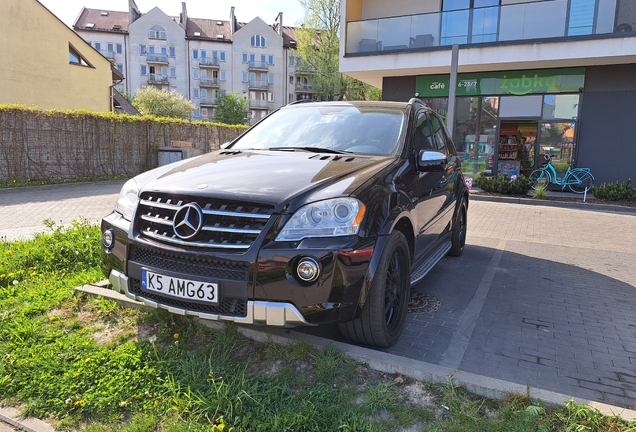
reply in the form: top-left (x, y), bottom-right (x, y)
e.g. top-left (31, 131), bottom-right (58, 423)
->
top-left (249, 100), bottom-right (268, 109)
top-left (249, 60), bottom-right (269, 70)
top-left (200, 78), bottom-right (220, 87)
top-left (295, 83), bottom-right (313, 92)
top-left (200, 97), bottom-right (218, 107)
top-left (249, 80), bottom-right (270, 90)
top-left (345, 0), bottom-right (627, 55)
top-left (199, 57), bottom-right (220, 67)
top-left (148, 74), bottom-right (169, 84)
top-left (147, 54), bottom-right (168, 63)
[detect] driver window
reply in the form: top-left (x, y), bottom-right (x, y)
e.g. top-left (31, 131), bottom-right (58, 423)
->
top-left (414, 112), bottom-right (435, 152)
top-left (429, 113), bottom-right (449, 154)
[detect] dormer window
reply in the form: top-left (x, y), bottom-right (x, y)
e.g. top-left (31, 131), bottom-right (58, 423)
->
top-left (149, 25), bottom-right (166, 39)
top-left (250, 34), bottom-right (266, 48)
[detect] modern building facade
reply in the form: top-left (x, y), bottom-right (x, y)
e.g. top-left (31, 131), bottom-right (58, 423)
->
top-left (340, 0), bottom-right (636, 184)
top-left (0, 0), bottom-right (121, 112)
top-left (73, 1), bottom-right (316, 124)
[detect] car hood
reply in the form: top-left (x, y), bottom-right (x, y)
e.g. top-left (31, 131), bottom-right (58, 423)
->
top-left (138, 150), bottom-right (394, 212)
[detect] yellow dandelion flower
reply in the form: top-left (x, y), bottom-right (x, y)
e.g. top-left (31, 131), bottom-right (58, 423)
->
top-left (173, 333), bottom-right (179, 339)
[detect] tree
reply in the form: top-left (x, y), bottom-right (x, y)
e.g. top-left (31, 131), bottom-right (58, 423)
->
top-left (131, 86), bottom-right (195, 119)
top-left (214, 92), bottom-right (249, 126)
top-left (296, 0), bottom-right (381, 101)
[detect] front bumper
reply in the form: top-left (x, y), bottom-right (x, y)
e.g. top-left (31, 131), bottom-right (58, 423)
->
top-left (109, 269), bottom-right (313, 327)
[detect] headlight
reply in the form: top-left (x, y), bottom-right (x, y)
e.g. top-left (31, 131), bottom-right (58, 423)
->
top-left (276, 198), bottom-right (366, 242)
top-left (115, 178), bottom-right (139, 221)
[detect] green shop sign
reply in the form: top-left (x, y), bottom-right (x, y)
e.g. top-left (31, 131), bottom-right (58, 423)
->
top-left (416, 68), bottom-right (585, 97)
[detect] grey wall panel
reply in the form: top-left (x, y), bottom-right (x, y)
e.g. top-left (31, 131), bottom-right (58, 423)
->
top-left (382, 76), bottom-right (416, 102)
top-left (577, 90), bottom-right (636, 184)
top-left (585, 64), bottom-right (636, 92)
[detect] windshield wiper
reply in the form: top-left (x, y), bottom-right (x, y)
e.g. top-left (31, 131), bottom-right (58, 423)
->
top-left (268, 147), bottom-right (351, 154)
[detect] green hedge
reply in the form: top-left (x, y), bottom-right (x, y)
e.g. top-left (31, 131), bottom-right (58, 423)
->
top-left (473, 173), bottom-right (533, 195)
top-left (591, 179), bottom-right (636, 201)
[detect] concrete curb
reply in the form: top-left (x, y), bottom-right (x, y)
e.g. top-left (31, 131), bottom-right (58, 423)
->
top-left (469, 192), bottom-right (636, 215)
top-left (0, 407), bottom-right (56, 432)
top-left (73, 283), bottom-right (636, 423)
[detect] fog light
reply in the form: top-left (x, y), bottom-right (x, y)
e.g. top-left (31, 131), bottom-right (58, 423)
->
top-left (102, 229), bottom-right (114, 248)
top-left (297, 257), bottom-right (319, 282)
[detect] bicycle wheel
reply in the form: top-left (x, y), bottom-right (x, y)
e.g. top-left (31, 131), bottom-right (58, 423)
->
top-left (568, 171), bottom-right (594, 193)
top-left (530, 169), bottom-right (550, 189)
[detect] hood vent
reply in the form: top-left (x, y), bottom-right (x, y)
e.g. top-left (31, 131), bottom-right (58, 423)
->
top-left (219, 150), bottom-right (242, 155)
top-left (310, 155), bottom-right (356, 162)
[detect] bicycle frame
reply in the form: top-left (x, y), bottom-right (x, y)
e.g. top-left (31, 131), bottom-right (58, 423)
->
top-left (534, 156), bottom-right (594, 191)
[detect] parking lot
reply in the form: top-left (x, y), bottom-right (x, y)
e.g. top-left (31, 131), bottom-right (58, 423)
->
top-left (2, 182), bottom-right (635, 410)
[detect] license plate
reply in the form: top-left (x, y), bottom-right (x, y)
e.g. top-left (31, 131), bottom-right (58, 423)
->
top-left (141, 269), bottom-right (218, 304)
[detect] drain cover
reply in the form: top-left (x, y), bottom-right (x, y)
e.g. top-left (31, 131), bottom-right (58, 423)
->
top-left (408, 291), bottom-right (441, 313)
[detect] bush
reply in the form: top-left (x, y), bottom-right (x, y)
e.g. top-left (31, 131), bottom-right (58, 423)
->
top-left (474, 173), bottom-right (533, 195)
top-left (591, 179), bottom-right (636, 201)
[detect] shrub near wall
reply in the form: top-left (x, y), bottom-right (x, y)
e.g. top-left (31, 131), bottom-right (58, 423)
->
top-left (0, 105), bottom-right (247, 182)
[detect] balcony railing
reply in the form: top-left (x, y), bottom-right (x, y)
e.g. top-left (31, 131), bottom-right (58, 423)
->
top-left (148, 73), bottom-right (169, 84)
top-left (99, 50), bottom-right (115, 59)
top-left (200, 78), bottom-right (220, 87)
top-left (200, 97), bottom-right (218, 107)
top-left (249, 80), bottom-right (270, 90)
top-left (249, 100), bottom-right (268, 109)
top-left (346, 0), bottom-right (630, 55)
top-left (199, 57), bottom-right (220, 67)
top-left (248, 60), bottom-right (269, 70)
top-left (147, 54), bottom-right (168, 63)
top-left (295, 83), bottom-right (313, 92)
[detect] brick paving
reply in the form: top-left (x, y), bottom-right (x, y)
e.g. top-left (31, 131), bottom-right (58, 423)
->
top-left (1, 182), bottom-right (635, 409)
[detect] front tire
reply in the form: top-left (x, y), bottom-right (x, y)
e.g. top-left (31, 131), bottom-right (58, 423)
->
top-left (530, 169), bottom-right (550, 190)
top-left (568, 172), bottom-right (594, 194)
top-left (339, 231), bottom-right (410, 347)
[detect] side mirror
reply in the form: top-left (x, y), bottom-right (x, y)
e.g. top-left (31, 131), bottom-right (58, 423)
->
top-left (418, 150), bottom-right (447, 172)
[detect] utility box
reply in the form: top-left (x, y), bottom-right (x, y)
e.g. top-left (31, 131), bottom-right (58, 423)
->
top-left (158, 147), bottom-right (189, 166)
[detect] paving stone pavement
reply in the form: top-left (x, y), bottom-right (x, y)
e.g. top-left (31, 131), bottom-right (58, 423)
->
top-left (0, 181), bottom-right (124, 241)
top-left (2, 182), bottom-right (636, 410)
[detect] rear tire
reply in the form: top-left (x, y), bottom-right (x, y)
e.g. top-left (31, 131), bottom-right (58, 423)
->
top-left (530, 169), bottom-right (550, 190)
top-left (339, 231), bottom-right (410, 347)
top-left (568, 172), bottom-right (594, 194)
top-left (448, 200), bottom-right (467, 257)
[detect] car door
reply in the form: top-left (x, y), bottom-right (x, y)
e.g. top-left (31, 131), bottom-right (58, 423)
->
top-left (411, 110), bottom-right (449, 259)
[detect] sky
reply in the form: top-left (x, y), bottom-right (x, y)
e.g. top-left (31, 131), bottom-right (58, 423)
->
top-left (38, 0), bottom-right (307, 28)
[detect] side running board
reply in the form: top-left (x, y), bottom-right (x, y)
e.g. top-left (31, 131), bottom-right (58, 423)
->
top-left (410, 240), bottom-right (452, 286)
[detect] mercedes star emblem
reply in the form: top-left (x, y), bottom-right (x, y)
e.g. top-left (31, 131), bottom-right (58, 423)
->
top-left (172, 203), bottom-right (203, 239)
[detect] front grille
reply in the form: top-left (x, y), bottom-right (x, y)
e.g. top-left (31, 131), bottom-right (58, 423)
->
top-left (130, 279), bottom-right (247, 317)
top-left (135, 193), bottom-right (274, 251)
top-left (130, 245), bottom-right (250, 280)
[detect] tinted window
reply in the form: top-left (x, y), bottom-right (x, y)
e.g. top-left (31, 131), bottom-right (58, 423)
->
top-left (429, 113), bottom-right (449, 153)
top-left (414, 112), bottom-right (436, 151)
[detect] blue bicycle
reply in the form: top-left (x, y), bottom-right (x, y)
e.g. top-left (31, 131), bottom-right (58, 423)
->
top-left (530, 154), bottom-right (594, 194)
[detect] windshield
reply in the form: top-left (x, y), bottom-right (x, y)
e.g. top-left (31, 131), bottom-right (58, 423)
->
top-left (231, 105), bottom-right (406, 156)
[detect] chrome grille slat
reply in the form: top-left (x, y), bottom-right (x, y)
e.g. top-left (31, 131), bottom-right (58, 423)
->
top-left (136, 193), bottom-right (275, 251)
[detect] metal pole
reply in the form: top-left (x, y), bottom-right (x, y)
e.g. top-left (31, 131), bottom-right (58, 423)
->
top-left (447, 44), bottom-right (459, 139)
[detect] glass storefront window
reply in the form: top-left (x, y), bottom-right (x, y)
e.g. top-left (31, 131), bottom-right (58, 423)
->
top-left (542, 94), bottom-right (579, 120)
top-left (453, 96), bottom-right (499, 177)
top-left (538, 122), bottom-right (576, 170)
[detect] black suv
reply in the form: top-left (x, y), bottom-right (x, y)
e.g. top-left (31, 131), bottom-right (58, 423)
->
top-left (101, 99), bottom-right (468, 347)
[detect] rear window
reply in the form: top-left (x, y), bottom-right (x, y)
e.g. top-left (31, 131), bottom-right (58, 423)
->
top-left (232, 105), bottom-right (407, 156)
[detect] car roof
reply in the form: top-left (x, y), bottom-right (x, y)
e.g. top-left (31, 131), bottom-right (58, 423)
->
top-left (284, 100), bottom-right (412, 110)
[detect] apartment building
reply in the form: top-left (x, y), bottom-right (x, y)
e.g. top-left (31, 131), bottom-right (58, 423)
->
top-left (73, 1), bottom-right (317, 124)
top-left (340, 0), bottom-right (636, 184)
top-left (0, 0), bottom-right (121, 112)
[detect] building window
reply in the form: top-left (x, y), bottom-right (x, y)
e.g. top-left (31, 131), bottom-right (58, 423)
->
top-left (268, 92), bottom-right (274, 102)
top-left (116, 64), bottom-right (123, 73)
top-left (250, 34), bottom-right (266, 47)
top-left (193, 88), bottom-right (200, 98)
top-left (140, 44), bottom-right (146, 55)
top-left (161, 47), bottom-right (167, 57)
top-left (116, 44), bottom-right (123, 54)
top-left (220, 71), bottom-right (226, 81)
top-left (441, 0), bottom-right (499, 45)
top-left (193, 69), bottom-right (199, 79)
top-left (201, 89), bottom-right (208, 98)
top-left (201, 108), bottom-right (208, 117)
top-left (268, 55), bottom-right (274, 65)
top-left (289, 75), bottom-right (294, 84)
top-left (141, 65), bottom-right (147, 75)
top-left (242, 72), bottom-right (248, 83)
top-left (69, 44), bottom-right (90, 66)
top-left (94, 42), bottom-right (101, 51)
top-left (107, 43), bottom-right (114, 53)
top-left (193, 109), bottom-right (201, 118)
top-left (220, 51), bottom-right (226, 62)
top-left (568, 0), bottom-right (597, 35)
top-left (242, 53), bottom-right (248, 63)
top-left (170, 67), bottom-right (176, 77)
top-left (149, 26), bottom-right (166, 39)
top-left (201, 50), bottom-right (207, 59)
top-left (289, 56), bottom-right (295, 67)
top-left (268, 74), bottom-right (274, 84)
top-left (169, 47), bottom-right (176, 57)
top-left (192, 49), bottom-right (199, 59)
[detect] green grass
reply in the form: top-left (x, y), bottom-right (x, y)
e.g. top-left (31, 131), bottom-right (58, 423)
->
top-left (1, 222), bottom-right (636, 431)
top-left (0, 174), bottom-right (126, 189)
